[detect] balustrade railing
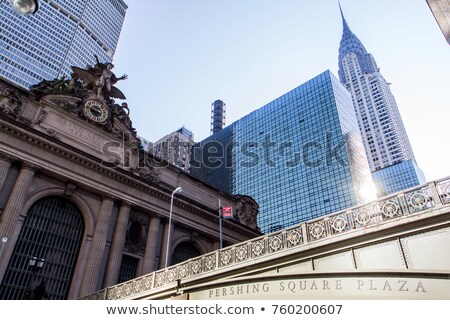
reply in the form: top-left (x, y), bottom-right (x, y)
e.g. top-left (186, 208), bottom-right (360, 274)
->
top-left (81, 177), bottom-right (450, 300)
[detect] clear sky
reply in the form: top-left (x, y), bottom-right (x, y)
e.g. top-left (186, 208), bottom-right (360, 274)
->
top-left (113, 0), bottom-right (450, 182)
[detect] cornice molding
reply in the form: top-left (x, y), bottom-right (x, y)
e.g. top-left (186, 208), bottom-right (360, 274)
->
top-left (0, 115), bottom-right (261, 238)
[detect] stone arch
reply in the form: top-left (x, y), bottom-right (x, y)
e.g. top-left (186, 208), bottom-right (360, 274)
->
top-left (171, 234), bottom-right (209, 256)
top-left (22, 186), bottom-right (95, 236)
top-left (0, 195), bottom-right (85, 299)
top-left (19, 186), bottom-right (95, 299)
top-left (170, 235), bottom-right (208, 266)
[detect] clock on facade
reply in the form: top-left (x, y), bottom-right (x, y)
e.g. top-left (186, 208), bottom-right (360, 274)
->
top-left (83, 99), bottom-right (109, 123)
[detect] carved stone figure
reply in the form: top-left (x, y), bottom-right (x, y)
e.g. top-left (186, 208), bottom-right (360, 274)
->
top-left (96, 63), bottom-right (128, 101)
top-left (71, 61), bottom-right (127, 102)
top-left (235, 196), bottom-right (259, 230)
top-left (138, 166), bottom-right (160, 184)
top-left (27, 56), bottom-right (136, 139)
top-left (111, 101), bottom-right (132, 127)
top-left (29, 77), bottom-right (67, 95)
top-left (0, 87), bottom-right (22, 117)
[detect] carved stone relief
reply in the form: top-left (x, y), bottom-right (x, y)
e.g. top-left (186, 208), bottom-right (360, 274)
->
top-left (235, 196), bottom-right (259, 230)
top-left (0, 87), bottom-right (22, 118)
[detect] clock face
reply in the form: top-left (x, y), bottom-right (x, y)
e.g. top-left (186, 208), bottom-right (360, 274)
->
top-left (83, 100), bottom-right (109, 123)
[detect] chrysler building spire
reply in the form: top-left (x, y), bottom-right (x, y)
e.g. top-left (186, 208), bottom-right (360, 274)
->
top-left (337, 3), bottom-right (425, 196)
top-left (338, 4), bottom-right (377, 83)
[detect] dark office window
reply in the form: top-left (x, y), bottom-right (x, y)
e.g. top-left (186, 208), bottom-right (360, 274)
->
top-left (0, 197), bottom-right (84, 300)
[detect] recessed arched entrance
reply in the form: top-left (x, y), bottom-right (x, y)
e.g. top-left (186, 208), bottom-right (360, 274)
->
top-left (171, 242), bottom-right (201, 266)
top-left (0, 197), bottom-right (84, 299)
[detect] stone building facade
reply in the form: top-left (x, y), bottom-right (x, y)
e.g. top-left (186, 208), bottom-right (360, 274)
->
top-left (0, 74), bottom-right (260, 299)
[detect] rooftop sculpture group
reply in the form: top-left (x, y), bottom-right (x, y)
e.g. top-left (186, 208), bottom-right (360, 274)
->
top-left (30, 55), bottom-right (127, 103)
top-left (72, 55), bottom-right (128, 101)
top-left (29, 56), bottom-right (133, 134)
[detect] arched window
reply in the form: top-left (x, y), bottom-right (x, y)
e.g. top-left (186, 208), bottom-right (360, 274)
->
top-left (0, 197), bottom-right (84, 299)
top-left (171, 242), bottom-right (201, 266)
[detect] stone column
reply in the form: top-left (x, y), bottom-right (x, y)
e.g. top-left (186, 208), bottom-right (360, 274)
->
top-left (103, 202), bottom-right (131, 287)
top-left (140, 215), bottom-right (161, 275)
top-left (0, 155), bottom-right (13, 193)
top-left (159, 220), bottom-right (173, 269)
top-left (80, 196), bottom-right (115, 296)
top-left (0, 163), bottom-right (37, 279)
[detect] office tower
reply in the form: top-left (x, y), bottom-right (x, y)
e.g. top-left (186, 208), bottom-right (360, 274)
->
top-left (153, 126), bottom-right (195, 172)
top-left (426, 0), bottom-right (450, 44)
top-left (211, 99), bottom-right (226, 135)
top-left (337, 6), bottom-right (425, 196)
top-left (191, 71), bottom-right (374, 234)
top-left (0, 0), bottom-right (127, 89)
top-left (371, 159), bottom-right (426, 196)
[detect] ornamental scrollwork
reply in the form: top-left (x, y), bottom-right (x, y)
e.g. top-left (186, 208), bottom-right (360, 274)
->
top-left (191, 259), bottom-right (202, 274)
top-left (251, 241), bottom-right (265, 257)
top-left (269, 235), bottom-right (283, 252)
top-left (380, 199), bottom-right (401, 219)
top-left (354, 208), bottom-right (373, 227)
top-left (308, 222), bottom-right (326, 240)
top-left (178, 264), bottom-right (189, 278)
top-left (330, 215), bottom-right (349, 233)
top-left (235, 245), bottom-right (248, 262)
top-left (204, 254), bottom-right (216, 271)
top-left (142, 275), bottom-right (153, 291)
top-left (167, 268), bottom-right (177, 283)
top-left (106, 287), bottom-right (120, 300)
top-left (155, 272), bottom-right (165, 287)
top-left (405, 189), bottom-right (433, 213)
top-left (220, 250), bottom-right (232, 266)
top-left (436, 180), bottom-right (450, 204)
top-left (286, 228), bottom-right (303, 247)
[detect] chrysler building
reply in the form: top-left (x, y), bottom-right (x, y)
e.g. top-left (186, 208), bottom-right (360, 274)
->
top-left (337, 5), bottom-right (425, 196)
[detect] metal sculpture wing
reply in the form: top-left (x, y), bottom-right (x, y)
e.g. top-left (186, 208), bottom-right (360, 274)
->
top-left (108, 86), bottom-right (126, 100)
top-left (71, 66), bottom-right (97, 86)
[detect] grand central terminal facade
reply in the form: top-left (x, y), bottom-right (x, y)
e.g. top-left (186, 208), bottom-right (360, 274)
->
top-left (0, 64), bottom-right (260, 299)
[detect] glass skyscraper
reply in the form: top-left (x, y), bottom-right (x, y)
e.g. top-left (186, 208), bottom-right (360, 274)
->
top-left (337, 5), bottom-right (425, 196)
top-left (0, 0), bottom-right (127, 89)
top-left (191, 70), bottom-right (374, 234)
top-left (372, 160), bottom-right (426, 197)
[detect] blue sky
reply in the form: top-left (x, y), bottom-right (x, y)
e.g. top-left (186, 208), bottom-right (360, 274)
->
top-left (113, 0), bottom-right (450, 182)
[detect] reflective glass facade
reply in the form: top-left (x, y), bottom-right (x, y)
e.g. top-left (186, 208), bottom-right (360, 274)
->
top-left (0, 0), bottom-right (127, 89)
top-left (372, 160), bottom-right (426, 197)
top-left (191, 71), bottom-right (374, 234)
